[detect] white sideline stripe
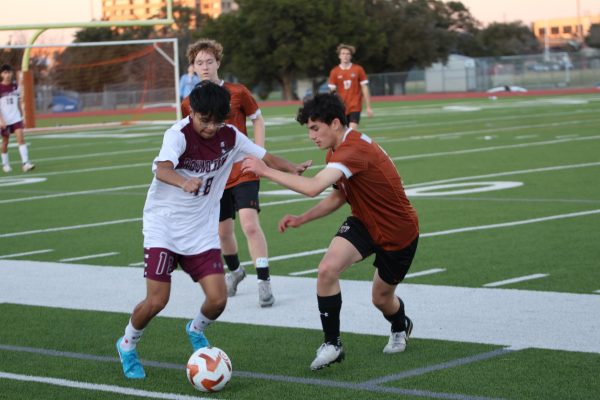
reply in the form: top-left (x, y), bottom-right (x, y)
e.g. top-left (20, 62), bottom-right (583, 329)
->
top-left (484, 274), bottom-right (549, 288)
top-left (0, 249), bottom-right (53, 259)
top-left (129, 262), bottom-right (145, 267)
top-left (60, 252), bottom-right (120, 262)
top-left (593, 290), bottom-right (600, 294)
top-left (0, 184), bottom-right (148, 205)
top-left (2, 260), bottom-right (600, 354)
top-left (405, 268), bottom-right (446, 278)
top-left (242, 249), bottom-right (328, 268)
top-left (0, 371), bottom-right (214, 400)
top-left (422, 209), bottom-right (600, 237)
top-left (290, 267), bottom-right (446, 278)
top-left (289, 268), bottom-right (319, 276)
top-left (406, 161), bottom-right (600, 188)
top-left (0, 218), bottom-right (141, 239)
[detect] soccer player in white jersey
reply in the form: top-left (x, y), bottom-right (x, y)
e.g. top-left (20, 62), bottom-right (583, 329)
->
top-left (0, 64), bottom-right (35, 173)
top-left (116, 81), bottom-right (311, 379)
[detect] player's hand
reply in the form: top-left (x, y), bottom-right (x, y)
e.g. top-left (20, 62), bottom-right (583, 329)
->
top-left (366, 107), bottom-right (374, 118)
top-left (278, 214), bottom-right (303, 233)
top-left (241, 156), bottom-right (267, 176)
top-left (181, 178), bottom-right (203, 195)
top-left (295, 160), bottom-right (312, 175)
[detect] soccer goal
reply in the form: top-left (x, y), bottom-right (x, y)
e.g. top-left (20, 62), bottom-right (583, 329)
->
top-left (1, 38), bottom-right (180, 130)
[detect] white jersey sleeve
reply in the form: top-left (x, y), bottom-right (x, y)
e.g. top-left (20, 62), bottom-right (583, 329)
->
top-left (232, 130), bottom-right (266, 162)
top-left (151, 128), bottom-right (186, 173)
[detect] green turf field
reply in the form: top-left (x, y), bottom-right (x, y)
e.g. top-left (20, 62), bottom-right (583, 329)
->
top-left (1, 94), bottom-right (599, 399)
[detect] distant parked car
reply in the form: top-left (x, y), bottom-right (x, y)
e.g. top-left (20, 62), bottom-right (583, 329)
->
top-left (49, 93), bottom-right (83, 113)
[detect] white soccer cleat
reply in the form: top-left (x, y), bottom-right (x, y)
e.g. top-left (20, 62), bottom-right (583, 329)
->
top-left (2, 164), bottom-right (11, 173)
top-left (225, 267), bottom-right (246, 297)
top-left (22, 162), bottom-right (36, 172)
top-left (383, 316), bottom-right (413, 354)
top-left (310, 343), bottom-right (345, 370)
top-left (258, 280), bottom-right (275, 307)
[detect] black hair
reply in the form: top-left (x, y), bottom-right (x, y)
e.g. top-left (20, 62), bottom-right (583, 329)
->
top-left (1, 64), bottom-right (13, 73)
top-left (296, 93), bottom-right (347, 126)
top-left (189, 80), bottom-right (230, 122)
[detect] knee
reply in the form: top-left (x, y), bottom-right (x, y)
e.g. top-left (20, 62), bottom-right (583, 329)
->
top-left (241, 220), bottom-right (261, 238)
top-left (206, 293), bottom-right (228, 315)
top-left (371, 292), bottom-right (388, 311)
top-left (317, 261), bottom-right (340, 284)
top-left (146, 296), bottom-right (169, 315)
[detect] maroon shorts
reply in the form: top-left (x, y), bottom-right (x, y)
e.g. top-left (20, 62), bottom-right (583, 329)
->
top-left (1, 121), bottom-right (24, 138)
top-left (143, 247), bottom-right (224, 283)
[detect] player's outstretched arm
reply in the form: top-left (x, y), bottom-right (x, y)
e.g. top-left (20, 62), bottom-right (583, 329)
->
top-left (242, 156), bottom-right (340, 198)
top-left (278, 189), bottom-right (346, 233)
top-left (262, 153), bottom-right (312, 176)
top-left (155, 161), bottom-right (202, 194)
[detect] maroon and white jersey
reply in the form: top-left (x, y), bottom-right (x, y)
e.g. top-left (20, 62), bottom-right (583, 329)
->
top-left (0, 83), bottom-right (22, 125)
top-left (143, 117), bottom-right (267, 255)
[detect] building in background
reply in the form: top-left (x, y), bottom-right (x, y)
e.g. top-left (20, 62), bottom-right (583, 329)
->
top-left (532, 14), bottom-right (600, 47)
top-left (101, 0), bottom-right (237, 22)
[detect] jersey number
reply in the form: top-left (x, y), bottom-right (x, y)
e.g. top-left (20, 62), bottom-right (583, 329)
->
top-left (203, 177), bottom-right (214, 195)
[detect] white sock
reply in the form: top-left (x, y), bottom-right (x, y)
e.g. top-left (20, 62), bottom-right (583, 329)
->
top-left (120, 320), bottom-right (144, 351)
top-left (190, 312), bottom-right (214, 333)
top-left (18, 144), bottom-right (29, 164)
top-left (1, 153), bottom-right (8, 166)
top-left (256, 257), bottom-right (269, 281)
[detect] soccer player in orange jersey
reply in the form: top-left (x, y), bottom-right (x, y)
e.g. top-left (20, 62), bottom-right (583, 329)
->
top-left (242, 93), bottom-right (419, 371)
top-left (327, 44), bottom-right (373, 129)
top-left (181, 39), bottom-right (274, 307)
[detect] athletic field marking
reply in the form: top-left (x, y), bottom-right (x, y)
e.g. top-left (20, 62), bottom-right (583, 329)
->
top-left (290, 267), bottom-right (446, 278)
top-left (515, 135), bottom-right (539, 140)
top-left (19, 162), bottom-right (148, 178)
top-left (594, 290), bottom-right (600, 294)
top-left (483, 273), bottom-right (549, 288)
top-left (362, 348), bottom-right (513, 385)
top-left (0, 345), bottom-right (499, 400)
top-left (0, 218), bottom-right (141, 239)
top-left (30, 147), bottom-right (158, 163)
top-left (129, 261), bottom-right (145, 267)
top-left (0, 371), bottom-right (213, 400)
top-left (0, 184), bottom-right (148, 205)
top-left (243, 248), bottom-right (329, 269)
top-left (59, 252), bottom-right (120, 263)
top-left (405, 268), bottom-right (446, 278)
top-left (0, 249), bottom-right (53, 259)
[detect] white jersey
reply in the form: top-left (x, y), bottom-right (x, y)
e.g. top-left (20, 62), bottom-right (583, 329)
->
top-left (142, 117), bottom-right (267, 255)
top-left (0, 82), bottom-right (22, 125)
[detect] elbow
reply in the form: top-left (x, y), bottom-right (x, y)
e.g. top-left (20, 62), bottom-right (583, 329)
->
top-left (305, 188), bottom-right (323, 198)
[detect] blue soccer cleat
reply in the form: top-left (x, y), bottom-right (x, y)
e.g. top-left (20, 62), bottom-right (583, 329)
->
top-left (116, 337), bottom-right (146, 379)
top-left (186, 321), bottom-right (210, 351)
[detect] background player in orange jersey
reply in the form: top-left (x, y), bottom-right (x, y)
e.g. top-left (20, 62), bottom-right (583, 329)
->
top-left (242, 93), bottom-right (419, 371)
top-left (181, 39), bottom-right (274, 307)
top-left (328, 44), bottom-right (373, 129)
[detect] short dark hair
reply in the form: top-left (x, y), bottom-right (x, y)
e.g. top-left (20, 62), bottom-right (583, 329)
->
top-left (1, 64), bottom-right (13, 73)
top-left (189, 80), bottom-right (230, 122)
top-left (296, 93), bottom-right (347, 126)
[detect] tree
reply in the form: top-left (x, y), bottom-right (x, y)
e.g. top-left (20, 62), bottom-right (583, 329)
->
top-left (475, 22), bottom-right (541, 57)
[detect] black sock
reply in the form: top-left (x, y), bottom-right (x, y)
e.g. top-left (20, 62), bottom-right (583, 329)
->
top-left (317, 292), bottom-right (342, 346)
top-left (384, 297), bottom-right (407, 333)
top-left (223, 254), bottom-right (240, 272)
top-left (256, 268), bottom-right (270, 281)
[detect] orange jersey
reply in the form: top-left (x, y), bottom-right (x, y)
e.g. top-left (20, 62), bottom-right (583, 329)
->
top-left (328, 64), bottom-right (368, 114)
top-left (181, 81), bottom-right (261, 188)
top-left (326, 130), bottom-right (418, 251)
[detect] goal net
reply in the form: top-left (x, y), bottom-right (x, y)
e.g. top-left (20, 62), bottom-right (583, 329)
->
top-left (1, 38), bottom-right (180, 130)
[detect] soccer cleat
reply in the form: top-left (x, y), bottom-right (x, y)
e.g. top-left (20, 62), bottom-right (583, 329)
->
top-left (116, 337), bottom-right (146, 379)
top-left (22, 162), bottom-right (35, 172)
top-left (383, 316), bottom-right (413, 354)
top-left (186, 320), bottom-right (210, 351)
top-left (258, 280), bottom-right (275, 307)
top-left (310, 343), bottom-right (345, 371)
top-left (225, 267), bottom-right (246, 297)
top-left (2, 164), bottom-right (11, 173)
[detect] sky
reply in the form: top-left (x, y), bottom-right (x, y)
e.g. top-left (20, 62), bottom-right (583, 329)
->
top-left (0, 0), bottom-right (599, 45)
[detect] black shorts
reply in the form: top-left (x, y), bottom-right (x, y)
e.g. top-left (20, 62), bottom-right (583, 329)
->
top-left (346, 112), bottom-right (361, 124)
top-left (335, 216), bottom-right (419, 285)
top-left (219, 180), bottom-right (261, 222)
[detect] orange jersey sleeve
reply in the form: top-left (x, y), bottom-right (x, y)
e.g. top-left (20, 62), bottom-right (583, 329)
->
top-left (326, 131), bottom-right (418, 250)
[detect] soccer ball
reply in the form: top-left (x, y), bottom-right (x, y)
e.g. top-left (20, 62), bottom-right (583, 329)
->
top-left (186, 346), bottom-right (232, 392)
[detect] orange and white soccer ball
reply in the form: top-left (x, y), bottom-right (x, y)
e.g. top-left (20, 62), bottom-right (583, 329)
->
top-left (186, 346), bottom-right (232, 392)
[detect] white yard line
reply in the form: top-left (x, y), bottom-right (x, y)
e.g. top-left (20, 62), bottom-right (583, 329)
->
top-left (60, 252), bottom-right (120, 263)
top-left (0, 249), bottom-right (53, 259)
top-left (0, 218), bottom-right (141, 239)
top-left (289, 268), bottom-right (319, 276)
top-left (0, 371), bottom-right (214, 400)
top-left (483, 273), bottom-right (549, 288)
top-left (593, 290), bottom-right (600, 294)
top-left (2, 260), bottom-right (599, 354)
top-left (0, 184), bottom-right (148, 205)
top-left (405, 268), bottom-right (446, 278)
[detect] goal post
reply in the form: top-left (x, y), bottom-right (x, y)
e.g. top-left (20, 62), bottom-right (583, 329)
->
top-left (1, 38), bottom-right (180, 129)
